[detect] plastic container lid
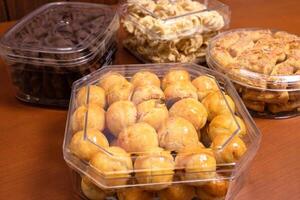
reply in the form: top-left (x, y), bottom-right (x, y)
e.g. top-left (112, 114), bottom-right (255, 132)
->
top-left (207, 28), bottom-right (300, 92)
top-left (63, 63), bottom-right (261, 189)
top-left (0, 2), bottom-right (119, 67)
top-left (120, 0), bottom-right (230, 40)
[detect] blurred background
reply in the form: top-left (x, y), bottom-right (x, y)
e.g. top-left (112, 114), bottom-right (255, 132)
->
top-left (0, 0), bottom-right (118, 22)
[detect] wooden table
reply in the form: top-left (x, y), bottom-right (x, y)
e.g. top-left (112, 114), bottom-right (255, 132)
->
top-left (0, 0), bottom-right (300, 199)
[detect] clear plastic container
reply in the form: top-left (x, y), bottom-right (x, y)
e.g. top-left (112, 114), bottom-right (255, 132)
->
top-left (120, 0), bottom-right (230, 63)
top-left (0, 2), bottom-right (119, 107)
top-left (63, 63), bottom-right (261, 200)
top-left (207, 28), bottom-right (300, 118)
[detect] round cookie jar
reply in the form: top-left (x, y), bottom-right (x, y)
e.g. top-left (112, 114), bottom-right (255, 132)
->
top-left (0, 2), bottom-right (119, 107)
top-left (207, 28), bottom-right (300, 118)
top-left (63, 63), bottom-right (261, 200)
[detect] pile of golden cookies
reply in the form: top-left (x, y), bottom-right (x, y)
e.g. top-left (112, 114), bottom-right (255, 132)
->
top-left (123, 0), bottom-right (225, 63)
top-left (209, 29), bottom-right (300, 114)
top-left (69, 69), bottom-right (248, 200)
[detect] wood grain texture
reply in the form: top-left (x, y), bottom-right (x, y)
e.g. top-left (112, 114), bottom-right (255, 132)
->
top-left (0, 0), bottom-right (8, 22)
top-left (222, 0), bottom-right (300, 34)
top-left (0, 0), bottom-right (300, 199)
top-left (5, 0), bottom-right (119, 21)
top-left (5, 0), bottom-right (61, 20)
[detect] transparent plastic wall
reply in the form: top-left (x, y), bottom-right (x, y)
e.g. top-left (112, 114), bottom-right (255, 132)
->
top-left (63, 63), bottom-right (261, 199)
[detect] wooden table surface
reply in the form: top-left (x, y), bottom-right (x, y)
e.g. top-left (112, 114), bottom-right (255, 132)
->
top-left (0, 0), bottom-right (300, 199)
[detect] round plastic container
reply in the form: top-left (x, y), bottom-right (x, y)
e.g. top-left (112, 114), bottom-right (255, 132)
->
top-left (0, 2), bottom-right (119, 107)
top-left (63, 63), bottom-right (261, 200)
top-left (207, 28), bottom-right (300, 118)
top-left (120, 0), bottom-right (230, 63)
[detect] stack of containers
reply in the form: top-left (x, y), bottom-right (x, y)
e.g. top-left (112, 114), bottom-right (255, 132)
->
top-left (0, 2), bottom-right (119, 107)
top-left (121, 0), bottom-right (230, 63)
top-left (63, 63), bottom-right (261, 200)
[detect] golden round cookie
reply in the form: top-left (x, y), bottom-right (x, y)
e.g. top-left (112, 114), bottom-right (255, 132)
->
top-left (106, 81), bottom-right (134, 106)
top-left (210, 134), bottom-right (247, 163)
top-left (162, 69), bottom-right (191, 90)
top-left (177, 144), bottom-right (205, 154)
top-left (106, 101), bottom-right (137, 137)
top-left (69, 129), bottom-right (109, 161)
top-left (164, 81), bottom-right (198, 104)
top-left (89, 147), bottom-right (133, 187)
top-left (134, 147), bottom-right (175, 190)
top-left (192, 76), bottom-right (219, 101)
top-left (98, 72), bottom-right (127, 92)
top-left (76, 85), bottom-right (106, 108)
top-left (195, 177), bottom-right (229, 199)
top-left (72, 104), bottom-right (105, 132)
top-left (131, 71), bottom-right (161, 88)
top-left (169, 98), bottom-right (208, 130)
top-left (118, 122), bottom-right (159, 153)
top-left (131, 85), bottom-right (165, 105)
top-left (137, 99), bottom-right (169, 131)
top-left (202, 91), bottom-right (235, 121)
top-left (158, 116), bottom-right (200, 152)
top-left (208, 114), bottom-right (247, 140)
top-left (158, 184), bottom-right (196, 200)
top-left (117, 188), bottom-right (154, 200)
top-left (81, 177), bottom-right (107, 200)
top-left (175, 147), bottom-right (216, 186)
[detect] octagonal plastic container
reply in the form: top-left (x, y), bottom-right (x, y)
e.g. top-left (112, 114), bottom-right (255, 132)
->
top-left (63, 63), bottom-right (261, 200)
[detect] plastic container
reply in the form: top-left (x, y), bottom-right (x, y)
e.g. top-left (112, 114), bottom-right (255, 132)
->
top-left (0, 2), bottom-right (119, 107)
top-left (63, 63), bottom-right (261, 200)
top-left (207, 28), bottom-right (300, 118)
top-left (120, 0), bottom-right (230, 63)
